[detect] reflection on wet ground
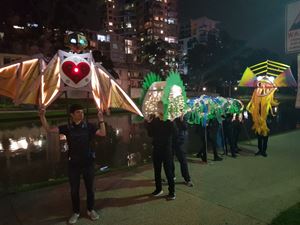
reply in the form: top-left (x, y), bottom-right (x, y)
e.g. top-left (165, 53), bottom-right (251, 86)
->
top-left (0, 100), bottom-right (300, 192)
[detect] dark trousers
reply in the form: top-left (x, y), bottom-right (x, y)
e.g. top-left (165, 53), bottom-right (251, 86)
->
top-left (228, 126), bottom-right (240, 157)
top-left (257, 134), bottom-right (269, 153)
top-left (68, 163), bottom-right (95, 213)
top-left (152, 149), bottom-right (175, 194)
top-left (172, 143), bottom-right (191, 182)
top-left (198, 127), bottom-right (219, 161)
top-left (232, 125), bottom-right (241, 151)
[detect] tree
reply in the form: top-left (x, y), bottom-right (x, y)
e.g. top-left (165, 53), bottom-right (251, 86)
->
top-left (140, 39), bottom-right (179, 77)
top-left (186, 30), bottom-right (280, 93)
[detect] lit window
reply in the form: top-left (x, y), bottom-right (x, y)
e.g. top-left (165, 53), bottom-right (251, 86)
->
top-left (126, 22), bottom-right (132, 28)
top-left (167, 18), bottom-right (175, 24)
top-left (97, 34), bottom-right (110, 42)
top-left (125, 39), bottom-right (133, 54)
top-left (13, 25), bottom-right (25, 29)
top-left (154, 16), bottom-right (159, 21)
top-left (165, 36), bottom-right (177, 43)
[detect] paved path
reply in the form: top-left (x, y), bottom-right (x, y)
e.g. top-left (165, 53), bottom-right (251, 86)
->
top-left (1, 130), bottom-right (300, 225)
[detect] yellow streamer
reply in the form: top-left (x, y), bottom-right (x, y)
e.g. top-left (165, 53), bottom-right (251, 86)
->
top-left (246, 88), bottom-right (278, 136)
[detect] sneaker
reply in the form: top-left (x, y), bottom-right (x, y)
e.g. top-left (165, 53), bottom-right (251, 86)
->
top-left (255, 151), bottom-right (262, 156)
top-left (151, 189), bottom-right (163, 197)
top-left (167, 193), bottom-right (176, 200)
top-left (261, 152), bottom-right (268, 157)
top-left (68, 213), bottom-right (79, 224)
top-left (213, 156), bottom-right (223, 161)
top-left (185, 180), bottom-right (194, 187)
top-left (87, 210), bottom-right (99, 221)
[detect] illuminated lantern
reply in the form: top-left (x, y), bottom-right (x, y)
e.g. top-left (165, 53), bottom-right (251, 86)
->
top-left (0, 51), bottom-right (143, 116)
top-left (141, 71), bottom-right (187, 121)
top-left (64, 31), bottom-right (88, 52)
top-left (185, 95), bottom-right (244, 126)
top-left (60, 55), bottom-right (91, 88)
top-left (239, 60), bottom-right (297, 136)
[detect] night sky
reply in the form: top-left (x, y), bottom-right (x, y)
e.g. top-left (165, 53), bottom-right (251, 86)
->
top-left (0, 0), bottom-right (297, 57)
top-left (179, 0), bottom-right (296, 56)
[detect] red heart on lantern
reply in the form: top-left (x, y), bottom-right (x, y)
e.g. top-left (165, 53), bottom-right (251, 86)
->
top-left (61, 61), bottom-right (91, 84)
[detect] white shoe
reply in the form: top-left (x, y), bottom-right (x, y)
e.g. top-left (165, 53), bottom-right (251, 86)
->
top-left (151, 189), bottom-right (164, 197)
top-left (87, 210), bottom-right (100, 221)
top-left (185, 180), bottom-right (194, 187)
top-left (68, 213), bottom-right (79, 224)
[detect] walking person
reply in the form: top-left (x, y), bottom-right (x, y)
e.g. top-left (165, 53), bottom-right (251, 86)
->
top-left (39, 104), bottom-right (106, 224)
top-left (171, 114), bottom-right (194, 187)
top-left (255, 113), bottom-right (275, 157)
top-left (145, 101), bottom-right (176, 200)
top-left (196, 119), bottom-right (223, 162)
top-left (231, 113), bottom-right (243, 154)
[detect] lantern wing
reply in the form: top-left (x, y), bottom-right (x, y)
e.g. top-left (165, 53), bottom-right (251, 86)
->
top-left (0, 58), bottom-right (44, 105)
top-left (40, 54), bottom-right (61, 107)
top-left (239, 60), bottom-right (297, 87)
top-left (92, 63), bottom-right (143, 117)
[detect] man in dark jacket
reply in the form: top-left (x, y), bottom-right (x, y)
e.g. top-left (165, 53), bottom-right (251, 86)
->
top-left (171, 115), bottom-right (193, 187)
top-left (39, 104), bottom-right (106, 224)
top-left (196, 119), bottom-right (223, 162)
top-left (145, 101), bottom-right (176, 200)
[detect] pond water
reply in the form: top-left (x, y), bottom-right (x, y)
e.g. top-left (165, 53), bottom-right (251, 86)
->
top-left (0, 100), bottom-right (299, 192)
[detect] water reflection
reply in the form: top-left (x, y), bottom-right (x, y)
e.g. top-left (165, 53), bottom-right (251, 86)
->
top-left (0, 114), bottom-right (152, 190)
top-left (0, 100), bottom-right (299, 191)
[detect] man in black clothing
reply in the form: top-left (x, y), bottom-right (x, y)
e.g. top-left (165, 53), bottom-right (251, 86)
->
top-left (39, 104), bottom-right (106, 224)
top-left (196, 119), bottom-right (223, 162)
top-left (171, 115), bottom-right (193, 187)
top-left (145, 101), bottom-right (176, 200)
top-left (223, 113), bottom-right (242, 158)
top-left (256, 134), bottom-right (269, 157)
top-left (255, 113), bottom-right (275, 157)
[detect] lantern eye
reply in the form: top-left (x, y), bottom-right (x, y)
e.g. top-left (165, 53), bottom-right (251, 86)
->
top-left (73, 67), bottom-right (79, 73)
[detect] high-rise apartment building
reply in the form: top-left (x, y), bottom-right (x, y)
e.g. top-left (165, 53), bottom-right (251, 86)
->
top-left (96, 0), bottom-right (179, 86)
top-left (179, 17), bottom-right (220, 75)
top-left (135, 0), bottom-right (178, 43)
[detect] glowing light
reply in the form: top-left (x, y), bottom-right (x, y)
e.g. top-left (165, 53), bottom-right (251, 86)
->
top-left (13, 25), bottom-right (24, 29)
top-left (115, 128), bottom-right (121, 136)
top-left (170, 85), bottom-right (182, 98)
top-left (243, 110), bottom-right (249, 119)
top-left (73, 67), bottom-right (79, 73)
top-left (70, 38), bottom-right (77, 44)
top-left (202, 87), bottom-right (207, 91)
top-left (9, 138), bottom-right (28, 151)
top-left (268, 76), bottom-right (275, 83)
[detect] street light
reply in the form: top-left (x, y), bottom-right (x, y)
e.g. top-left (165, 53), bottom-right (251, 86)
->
top-left (202, 87), bottom-right (207, 91)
